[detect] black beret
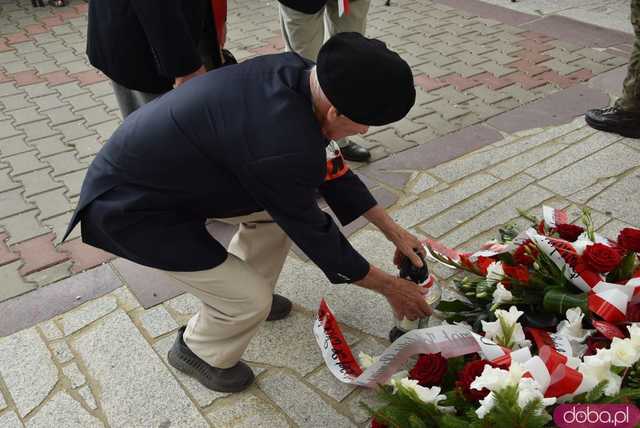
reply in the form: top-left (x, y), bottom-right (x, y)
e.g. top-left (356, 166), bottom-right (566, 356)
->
top-left (316, 32), bottom-right (416, 126)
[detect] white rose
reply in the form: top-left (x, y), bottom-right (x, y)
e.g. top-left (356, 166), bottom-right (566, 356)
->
top-left (394, 378), bottom-right (447, 406)
top-left (609, 337), bottom-right (640, 368)
top-left (517, 378), bottom-right (556, 413)
top-left (628, 323), bottom-right (640, 348)
top-left (476, 392), bottom-right (496, 419)
top-left (471, 365), bottom-right (512, 392)
top-left (578, 355), bottom-right (622, 397)
top-left (492, 283), bottom-right (513, 306)
top-left (556, 307), bottom-right (593, 343)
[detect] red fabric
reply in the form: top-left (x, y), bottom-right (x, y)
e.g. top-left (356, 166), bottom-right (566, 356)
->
top-left (211, 0), bottom-right (227, 47)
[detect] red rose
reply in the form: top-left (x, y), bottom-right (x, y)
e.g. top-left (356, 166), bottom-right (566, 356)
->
top-left (555, 223), bottom-right (585, 242)
top-left (409, 353), bottom-right (448, 387)
top-left (513, 240), bottom-right (538, 267)
top-left (456, 359), bottom-right (493, 402)
top-left (475, 256), bottom-right (494, 275)
top-left (503, 264), bottom-right (529, 286)
top-left (371, 419), bottom-right (387, 428)
top-left (582, 243), bottom-right (622, 273)
top-left (618, 228), bottom-right (640, 252)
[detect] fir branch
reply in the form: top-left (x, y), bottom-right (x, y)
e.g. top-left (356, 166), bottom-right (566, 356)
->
top-left (580, 208), bottom-right (596, 242)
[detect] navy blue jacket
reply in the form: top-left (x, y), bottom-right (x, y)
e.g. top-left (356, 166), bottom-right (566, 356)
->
top-left (65, 53), bottom-right (376, 284)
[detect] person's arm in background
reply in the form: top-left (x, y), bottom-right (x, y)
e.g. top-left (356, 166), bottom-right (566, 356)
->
top-left (131, 0), bottom-right (206, 87)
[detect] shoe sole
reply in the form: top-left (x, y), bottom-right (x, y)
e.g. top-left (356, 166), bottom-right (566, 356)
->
top-left (266, 304), bottom-right (292, 321)
top-left (167, 349), bottom-right (254, 393)
top-left (585, 116), bottom-right (640, 138)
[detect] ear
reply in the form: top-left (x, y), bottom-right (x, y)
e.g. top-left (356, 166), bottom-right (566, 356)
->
top-left (326, 105), bottom-right (340, 122)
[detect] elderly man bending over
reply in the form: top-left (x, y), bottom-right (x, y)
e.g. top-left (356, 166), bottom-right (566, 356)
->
top-left (63, 33), bottom-right (431, 392)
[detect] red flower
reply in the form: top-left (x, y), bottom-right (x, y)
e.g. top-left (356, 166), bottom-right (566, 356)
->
top-left (555, 223), bottom-right (585, 242)
top-left (582, 243), bottom-right (622, 273)
top-left (409, 353), bottom-right (448, 387)
top-left (503, 264), bottom-right (529, 286)
top-left (456, 359), bottom-right (493, 402)
top-left (618, 228), bottom-right (640, 252)
top-left (475, 256), bottom-right (494, 275)
top-left (371, 419), bottom-right (387, 428)
top-left (513, 240), bottom-right (538, 267)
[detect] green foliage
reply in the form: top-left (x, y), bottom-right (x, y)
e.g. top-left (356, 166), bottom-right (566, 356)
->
top-left (441, 357), bottom-right (467, 391)
top-left (436, 300), bottom-right (474, 313)
top-left (516, 208), bottom-right (539, 226)
top-left (498, 223), bottom-right (520, 243)
top-left (607, 251), bottom-right (638, 283)
top-left (580, 208), bottom-right (596, 242)
top-left (479, 386), bottom-right (551, 428)
top-left (495, 315), bottom-right (516, 348)
top-left (572, 381), bottom-right (607, 403)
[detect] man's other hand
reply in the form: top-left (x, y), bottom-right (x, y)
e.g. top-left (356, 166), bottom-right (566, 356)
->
top-left (384, 277), bottom-right (432, 321)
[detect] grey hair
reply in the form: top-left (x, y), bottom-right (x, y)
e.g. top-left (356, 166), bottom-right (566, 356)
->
top-left (309, 66), bottom-right (331, 107)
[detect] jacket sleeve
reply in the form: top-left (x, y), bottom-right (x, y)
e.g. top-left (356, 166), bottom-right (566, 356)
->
top-left (319, 169), bottom-right (377, 226)
top-left (131, 0), bottom-right (202, 79)
top-left (241, 153), bottom-right (370, 284)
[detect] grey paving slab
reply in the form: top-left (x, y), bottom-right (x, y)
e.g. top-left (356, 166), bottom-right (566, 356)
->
top-left (62, 363), bottom-right (86, 389)
top-left (0, 264), bottom-right (122, 336)
top-left (0, 328), bottom-right (58, 417)
top-left (164, 292), bottom-right (200, 316)
top-left (258, 370), bottom-right (355, 427)
top-left (588, 174), bottom-right (640, 227)
top-left (0, 169), bottom-right (21, 192)
top-left (0, 188), bottom-right (34, 219)
top-left (73, 310), bottom-right (208, 428)
top-left (49, 340), bottom-right (73, 364)
top-left (26, 392), bottom-right (103, 428)
top-left (538, 143), bottom-right (640, 196)
top-left (0, 210), bottom-right (50, 245)
top-left (39, 320), bottom-right (63, 341)
top-left (110, 258), bottom-right (183, 309)
top-left (0, 261), bottom-right (36, 302)
top-left (29, 187), bottom-right (74, 220)
top-left (16, 168), bottom-right (63, 198)
top-left (77, 386), bottom-right (97, 411)
top-left (30, 135), bottom-right (72, 158)
top-left (110, 286), bottom-right (141, 312)
top-left (488, 85), bottom-right (609, 133)
top-left (153, 333), bottom-right (231, 408)
top-left (0, 411), bottom-right (23, 428)
top-left (137, 305), bottom-right (178, 338)
top-left (206, 393), bottom-right (289, 428)
top-left (0, 135), bottom-right (31, 158)
top-left (60, 295), bottom-right (118, 336)
top-left (587, 66), bottom-right (626, 98)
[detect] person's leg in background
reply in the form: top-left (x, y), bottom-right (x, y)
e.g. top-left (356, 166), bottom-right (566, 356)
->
top-left (324, 0), bottom-right (373, 161)
top-left (111, 80), bottom-right (163, 119)
top-left (165, 212), bottom-right (292, 392)
top-left (278, 1), bottom-right (372, 161)
top-left (585, 0), bottom-right (640, 138)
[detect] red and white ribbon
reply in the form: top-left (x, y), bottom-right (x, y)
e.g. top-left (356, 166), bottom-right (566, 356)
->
top-left (543, 206), bottom-right (568, 228)
top-left (338, 0), bottom-right (350, 16)
top-left (527, 328), bottom-right (574, 357)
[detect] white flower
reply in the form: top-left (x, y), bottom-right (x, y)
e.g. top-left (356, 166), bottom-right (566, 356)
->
top-left (482, 306), bottom-right (529, 349)
top-left (486, 261), bottom-right (505, 284)
top-left (492, 283), bottom-right (513, 306)
top-left (476, 392), bottom-right (496, 419)
top-left (628, 323), bottom-right (640, 348)
top-left (358, 352), bottom-right (379, 369)
top-left (393, 378), bottom-right (447, 406)
top-left (471, 365), bottom-right (511, 392)
top-left (556, 307), bottom-right (593, 343)
top-left (517, 378), bottom-right (556, 413)
top-left (609, 337), bottom-right (640, 368)
top-left (572, 239), bottom-right (592, 256)
top-left (578, 354), bottom-right (622, 397)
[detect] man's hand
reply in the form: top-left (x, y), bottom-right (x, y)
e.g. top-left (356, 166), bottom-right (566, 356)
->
top-left (354, 265), bottom-right (432, 321)
top-left (174, 65), bottom-right (206, 87)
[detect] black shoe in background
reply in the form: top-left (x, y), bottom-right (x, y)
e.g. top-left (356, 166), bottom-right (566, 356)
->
top-left (585, 106), bottom-right (640, 138)
top-left (266, 294), bottom-right (292, 321)
top-left (341, 141), bottom-right (372, 162)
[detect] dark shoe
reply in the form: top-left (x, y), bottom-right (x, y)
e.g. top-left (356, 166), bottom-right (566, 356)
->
top-left (168, 327), bottom-right (254, 392)
top-left (266, 294), bottom-right (292, 321)
top-left (585, 106), bottom-right (640, 138)
top-left (340, 142), bottom-right (371, 162)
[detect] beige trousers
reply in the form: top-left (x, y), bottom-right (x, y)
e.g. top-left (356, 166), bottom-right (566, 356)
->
top-left (163, 212), bottom-right (291, 368)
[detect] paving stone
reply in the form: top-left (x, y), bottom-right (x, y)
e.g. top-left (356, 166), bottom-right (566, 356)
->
top-left (137, 305), bottom-right (178, 338)
top-left (60, 295), bottom-right (118, 335)
top-left (0, 391), bottom-right (7, 411)
top-left (0, 411), bottom-right (23, 428)
top-left (5, 150), bottom-right (46, 177)
top-left (568, 177), bottom-right (617, 205)
top-left (18, 120), bottom-right (59, 142)
top-left (30, 135), bottom-right (71, 158)
top-left (73, 310), bottom-right (208, 427)
top-left (62, 363), bottom-right (86, 388)
top-left (0, 210), bottom-right (50, 244)
top-left (243, 311), bottom-right (329, 376)
top-left (84, 81), bottom-right (112, 98)
top-left (527, 131), bottom-right (622, 179)
top-left (589, 174), bottom-right (640, 227)
top-left (43, 105), bottom-right (81, 126)
top-left (49, 340), bottom-right (74, 364)
top-left (22, 83), bottom-right (56, 100)
top-left (0, 328), bottom-right (58, 417)
top-left (42, 211), bottom-right (78, 242)
top-left (31, 93), bottom-right (66, 112)
top-left (44, 151), bottom-right (87, 176)
top-left (538, 143), bottom-right (640, 196)
top-left (14, 232), bottom-right (69, 275)
top-left (442, 185), bottom-right (555, 248)
top-left (77, 386), bottom-right (97, 410)
top-left (0, 188), bottom-right (34, 219)
top-left (258, 370), bottom-right (354, 427)
top-left (206, 393), bottom-right (289, 428)
top-left (0, 120), bottom-right (22, 140)
top-left (54, 82), bottom-right (87, 100)
top-left (0, 260), bottom-right (36, 301)
top-left (1, 93), bottom-right (33, 111)
top-left (420, 174), bottom-right (534, 237)
top-left (33, 60), bottom-right (63, 75)
top-left (59, 239), bottom-right (114, 273)
top-left (29, 187), bottom-right (73, 220)
top-left (492, 142), bottom-right (567, 179)
top-left (0, 232), bottom-right (19, 266)
top-left (153, 332), bottom-right (230, 408)
top-left (0, 169), bottom-right (20, 194)
top-left (27, 392), bottom-right (103, 428)
top-left (57, 169), bottom-right (86, 198)
top-left (366, 128), bottom-right (416, 153)
top-left (0, 135), bottom-right (31, 158)
top-left (16, 168), bottom-right (63, 197)
top-left (409, 173), bottom-right (439, 194)
top-left (39, 320), bottom-right (63, 341)
top-left (165, 293), bottom-right (200, 316)
top-left (3, 61), bottom-right (31, 74)
top-left (346, 386), bottom-right (385, 424)
top-left (111, 286), bottom-right (141, 312)
top-left (54, 120), bottom-right (94, 143)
